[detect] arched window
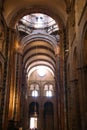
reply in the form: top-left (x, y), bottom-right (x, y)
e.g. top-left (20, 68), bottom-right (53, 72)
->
top-left (29, 102), bottom-right (39, 130)
top-left (32, 90), bottom-right (38, 97)
top-left (46, 90), bottom-right (52, 97)
top-left (29, 83), bottom-right (39, 97)
top-left (44, 83), bottom-right (54, 97)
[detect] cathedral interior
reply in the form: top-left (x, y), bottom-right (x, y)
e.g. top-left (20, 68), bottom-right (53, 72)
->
top-left (0, 0), bottom-right (87, 130)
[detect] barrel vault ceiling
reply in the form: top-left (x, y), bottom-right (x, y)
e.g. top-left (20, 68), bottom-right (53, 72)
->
top-left (2, 0), bottom-right (70, 87)
top-left (3, 0), bottom-right (70, 27)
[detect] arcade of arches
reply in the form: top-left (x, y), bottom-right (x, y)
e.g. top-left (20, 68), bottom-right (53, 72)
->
top-left (0, 0), bottom-right (87, 130)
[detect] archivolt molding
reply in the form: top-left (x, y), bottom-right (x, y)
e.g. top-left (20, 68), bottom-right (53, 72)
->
top-left (6, 5), bottom-right (66, 29)
top-left (21, 33), bottom-right (59, 48)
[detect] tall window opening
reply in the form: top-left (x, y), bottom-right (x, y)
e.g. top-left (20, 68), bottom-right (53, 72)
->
top-left (30, 117), bottom-right (37, 129)
top-left (29, 102), bottom-right (39, 130)
top-left (44, 83), bottom-right (54, 97)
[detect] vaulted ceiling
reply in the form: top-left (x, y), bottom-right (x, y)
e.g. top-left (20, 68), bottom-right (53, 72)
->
top-left (2, 0), bottom-right (70, 84)
top-left (2, 0), bottom-right (70, 27)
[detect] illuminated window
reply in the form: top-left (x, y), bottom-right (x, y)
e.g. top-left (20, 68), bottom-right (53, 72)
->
top-left (46, 90), bottom-right (52, 97)
top-left (29, 83), bottom-right (39, 97)
top-left (44, 83), bottom-right (54, 97)
top-left (30, 117), bottom-right (37, 129)
top-left (32, 90), bottom-right (38, 97)
top-left (37, 66), bottom-right (47, 77)
top-left (20, 13), bottom-right (58, 29)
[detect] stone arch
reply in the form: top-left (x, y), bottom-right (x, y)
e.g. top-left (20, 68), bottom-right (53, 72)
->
top-left (29, 102), bottom-right (39, 116)
top-left (29, 102), bottom-right (39, 129)
top-left (6, 5), bottom-right (65, 29)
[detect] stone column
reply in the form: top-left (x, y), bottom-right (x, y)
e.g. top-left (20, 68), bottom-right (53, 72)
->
top-left (8, 31), bottom-right (23, 129)
top-left (13, 52), bottom-right (22, 122)
top-left (1, 27), bottom-right (14, 130)
top-left (55, 46), bottom-right (61, 130)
